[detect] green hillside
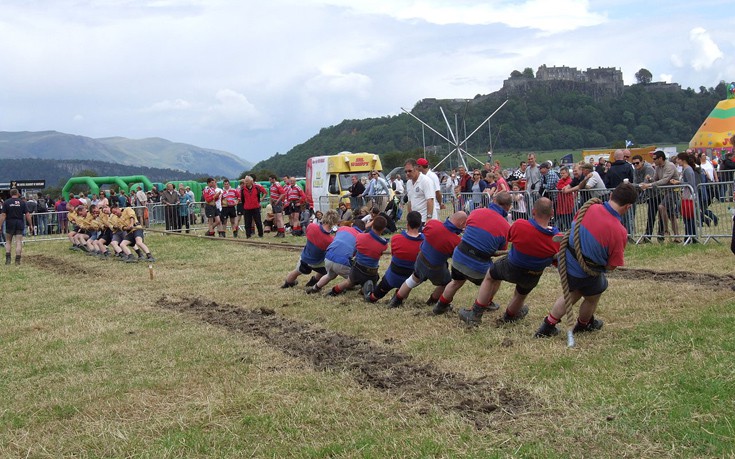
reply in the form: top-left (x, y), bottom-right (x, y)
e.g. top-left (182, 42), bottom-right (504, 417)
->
top-left (253, 81), bottom-right (726, 175)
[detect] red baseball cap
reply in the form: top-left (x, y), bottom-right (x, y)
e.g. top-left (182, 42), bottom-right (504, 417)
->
top-left (416, 158), bottom-right (429, 167)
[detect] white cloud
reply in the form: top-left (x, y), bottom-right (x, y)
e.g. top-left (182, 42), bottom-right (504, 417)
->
top-left (660, 74), bottom-right (673, 83)
top-left (689, 27), bottom-right (723, 71)
top-left (202, 89), bottom-right (269, 130)
top-left (316, 0), bottom-right (606, 33)
top-left (145, 99), bottom-right (192, 112)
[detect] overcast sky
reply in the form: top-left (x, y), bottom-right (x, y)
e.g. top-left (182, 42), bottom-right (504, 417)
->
top-left (1, 0), bottom-right (733, 164)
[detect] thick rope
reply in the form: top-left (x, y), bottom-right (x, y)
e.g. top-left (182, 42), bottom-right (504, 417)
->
top-left (557, 198), bottom-right (602, 332)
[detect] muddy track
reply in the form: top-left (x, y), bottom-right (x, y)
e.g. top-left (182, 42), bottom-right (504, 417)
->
top-left (157, 295), bottom-right (537, 429)
top-left (24, 253), bottom-right (94, 276)
top-left (610, 267), bottom-right (735, 290)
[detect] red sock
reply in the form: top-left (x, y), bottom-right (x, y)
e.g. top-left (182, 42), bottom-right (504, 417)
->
top-left (333, 285), bottom-right (342, 294)
top-left (546, 313), bottom-right (561, 325)
top-left (474, 300), bottom-right (489, 309)
top-left (439, 295), bottom-right (450, 304)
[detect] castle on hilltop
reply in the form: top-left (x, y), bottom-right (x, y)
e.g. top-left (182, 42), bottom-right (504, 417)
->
top-left (501, 65), bottom-right (680, 99)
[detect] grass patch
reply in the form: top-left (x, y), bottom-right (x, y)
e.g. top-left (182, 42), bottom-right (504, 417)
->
top-left (0, 234), bottom-right (733, 457)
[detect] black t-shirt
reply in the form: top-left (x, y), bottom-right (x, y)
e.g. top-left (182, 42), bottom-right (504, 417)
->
top-left (2, 197), bottom-right (27, 220)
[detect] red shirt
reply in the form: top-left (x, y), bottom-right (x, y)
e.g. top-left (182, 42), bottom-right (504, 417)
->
top-left (241, 183), bottom-right (266, 210)
top-left (270, 182), bottom-right (285, 203)
top-left (287, 184), bottom-right (304, 203)
top-left (202, 186), bottom-right (219, 205)
top-left (221, 187), bottom-right (238, 207)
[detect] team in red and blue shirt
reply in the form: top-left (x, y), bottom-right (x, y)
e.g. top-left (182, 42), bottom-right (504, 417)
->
top-left (367, 229), bottom-right (424, 301)
top-left (565, 201), bottom-right (627, 279)
top-left (451, 203), bottom-right (510, 281)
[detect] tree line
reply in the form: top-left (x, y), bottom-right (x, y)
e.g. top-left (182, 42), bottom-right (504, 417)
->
top-left (251, 80), bottom-right (727, 175)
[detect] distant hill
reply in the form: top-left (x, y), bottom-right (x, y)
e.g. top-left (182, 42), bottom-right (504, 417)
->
top-left (0, 159), bottom-right (207, 189)
top-left (0, 131), bottom-right (252, 178)
top-left (253, 68), bottom-right (727, 175)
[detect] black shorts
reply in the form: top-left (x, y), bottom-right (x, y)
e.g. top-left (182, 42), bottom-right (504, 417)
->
top-left (99, 229), bottom-right (113, 244)
top-left (567, 272), bottom-right (608, 297)
top-left (297, 259), bottom-right (327, 276)
top-left (285, 202), bottom-right (300, 215)
top-left (488, 257), bottom-right (543, 295)
top-left (204, 205), bottom-right (219, 219)
top-left (124, 228), bottom-right (145, 244)
top-left (451, 265), bottom-right (484, 286)
top-left (413, 254), bottom-right (451, 286)
top-left (236, 204), bottom-right (245, 216)
top-left (272, 203), bottom-right (283, 214)
top-left (4, 219), bottom-right (25, 236)
top-left (348, 263), bottom-right (379, 286)
top-left (220, 206), bottom-right (236, 219)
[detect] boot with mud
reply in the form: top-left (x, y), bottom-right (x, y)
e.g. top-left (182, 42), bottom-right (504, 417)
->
top-left (387, 294), bottom-right (403, 309)
top-left (280, 280), bottom-right (298, 289)
top-left (14, 255), bottom-right (21, 266)
top-left (533, 317), bottom-right (560, 338)
top-left (432, 298), bottom-right (453, 315)
top-left (459, 302), bottom-right (487, 326)
top-left (5, 253), bottom-right (10, 265)
top-left (572, 316), bottom-right (604, 333)
top-left (305, 285), bottom-right (321, 294)
top-left (362, 280), bottom-right (374, 302)
top-left (305, 276), bottom-right (318, 288)
top-left (500, 304), bottom-right (529, 324)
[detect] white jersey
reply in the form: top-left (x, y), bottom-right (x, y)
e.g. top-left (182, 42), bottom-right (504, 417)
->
top-left (424, 170), bottom-right (441, 219)
top-left (407, 173), bottom-right (435, 222)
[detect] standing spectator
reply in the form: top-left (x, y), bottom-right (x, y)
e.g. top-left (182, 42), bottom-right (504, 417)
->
top-left (348, 175), bottom-right (365, 212)
top-left (605, 150), bottom-right (635, 188)
top-left (25, 194), bottom-right (37, 235)
top-left (525, 154), bottom-right (542, 194)
top-left (467, 169), bottom-right (487, 211)
top-left (455, 165), bottom-right (472, 211)
top-left (149, 186), bottom-right (161, 224)
top-left (538, 162), bottom-right (559, 198)
top-left (241, 176), bottom-right (267, 238)
top-left (55, 196), bottom-right (68, 234)
top-left (35, 192), bottom-right (49, 235)
top-left (134, 186), bottom-right (148, 226)
top-left (404, 159), bottom-right (435, 223)
top-left (416, 158), bottom-right (442, 217)
top-left (202, 178), bottom-right (222, 237)
top-left (508, 161), bottom-right (527, 189)
top-left (361, 170), bottom-right (390, 210)
top-left (535, 184), bottom-right (637, 338)
top-left (555, 167), bottom-right (574, 231)
top-left (178, 186), bottom-right (192, 233)
top-left (640, 151), bottom-right (680, 242)
top-left (0, 189), bottom-right (34, 265)
top-left (391, 174), bottom-right (405, 195)
top-left (269, 175), bottom-right (286, 238)
top-left (286, 177), bottom-right (306, 236)
top-left (671, 152), bottom-right (698, 242)
top-left (220, 179), bottom-right (239, 237)
top-left (160, 182), bottom-right (180, 232)
top-left (118, 190), bottom-right (129, 208)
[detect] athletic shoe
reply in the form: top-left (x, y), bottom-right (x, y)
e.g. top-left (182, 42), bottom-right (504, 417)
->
top-left (458, 304), bottom-right (485, 326)
top-left (146, 255), bottom-right (156, 263)
top-left (432, 301), bottom-right (453, 315)
top-left (387, 294), bottom-right (403, 309)
top-left (362, 280), bottom-right (374, 302)
top-left (305, 285), bottom-right (321, 294)
top-left (534, 319), bottom-right (560, 338)
top-left (572, 316), bottom-right (604, 333)
top-left (280, 280), bottom-right (298, 289)
top-left (425, 296), bottom-right (438, 306)
top-left (326, 287), bottom-right (343, 297)
top-left (305, 276), bottom-right (318, 287)
top-left (500, 304), bottom-right (529, 324)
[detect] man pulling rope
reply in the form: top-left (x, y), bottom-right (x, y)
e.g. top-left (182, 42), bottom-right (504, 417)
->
top-left (534, 183), bottom-right (638, 345)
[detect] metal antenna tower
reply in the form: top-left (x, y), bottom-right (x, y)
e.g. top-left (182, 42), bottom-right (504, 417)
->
top-left (401, 99), bottom-right (508, 171)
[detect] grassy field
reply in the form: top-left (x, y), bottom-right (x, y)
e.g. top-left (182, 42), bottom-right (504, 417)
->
top-left (1, 233), bottom-right (734, 458)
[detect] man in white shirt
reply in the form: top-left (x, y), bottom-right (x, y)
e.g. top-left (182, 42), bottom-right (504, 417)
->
top-left (391, 174), bottom-right (405, 195)
top-left (416, 158), bottom-right (442, 219)
top-left (404, 159), bottom-right (435, 223)
top-left (134, 186), bottom-right (148, 227)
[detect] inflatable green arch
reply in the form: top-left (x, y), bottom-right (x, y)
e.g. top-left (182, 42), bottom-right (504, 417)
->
top-left (62, 175), bottom-right (155, 200)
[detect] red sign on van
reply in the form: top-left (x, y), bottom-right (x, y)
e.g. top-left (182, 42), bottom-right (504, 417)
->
top-left (350, 158), bottom-right (369, 167)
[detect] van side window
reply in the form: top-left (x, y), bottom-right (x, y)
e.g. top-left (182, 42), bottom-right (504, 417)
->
top-left (328, 175), bottom-right (339, 194)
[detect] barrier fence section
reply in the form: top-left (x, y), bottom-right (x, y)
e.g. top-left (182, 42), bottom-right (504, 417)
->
top-left (7, 176), bottom-right (734, 245)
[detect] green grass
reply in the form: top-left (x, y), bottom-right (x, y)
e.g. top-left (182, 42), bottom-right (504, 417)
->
top-left (0, 235), bottom-right (733, 457)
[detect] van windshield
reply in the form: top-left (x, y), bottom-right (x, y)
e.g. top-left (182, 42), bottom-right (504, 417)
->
top-left (338, 172), bottom-right (383, 191)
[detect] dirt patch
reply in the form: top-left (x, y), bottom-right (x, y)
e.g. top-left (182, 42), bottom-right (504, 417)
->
top-left (157, 295), bottom-right (536, 429)
top-left (611, 267), bottom-right (735, 290)
top-left (24, 253), bottom-right (93, 277)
